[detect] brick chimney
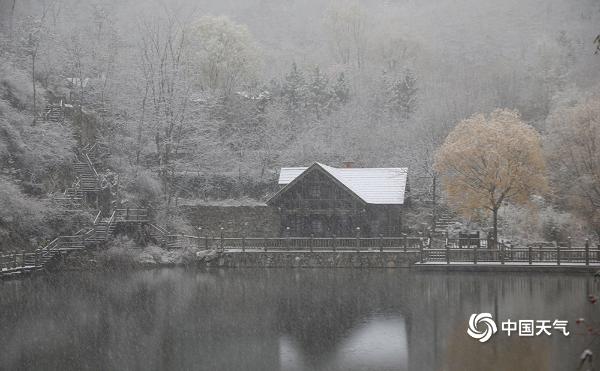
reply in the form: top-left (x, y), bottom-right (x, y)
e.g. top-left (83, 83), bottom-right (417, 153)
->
top-left (342, 161), bottom-right (354, 168)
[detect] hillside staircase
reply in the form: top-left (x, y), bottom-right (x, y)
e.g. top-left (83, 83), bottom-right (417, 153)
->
top-left (74, 159), bottom-right (100, 192)
top-left (54, 143), bottom-right (103, 206)
top-left (0, 208), bottom-right (149, 278)
top-left (44, 103), bottom-right (64, 122)
top-left (147, 224), bottom-right (169, 247)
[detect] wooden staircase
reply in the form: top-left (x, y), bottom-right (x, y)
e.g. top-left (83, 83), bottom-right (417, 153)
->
top-left (54, 182), bottom-right (84, 206)
top-left (147, 224), bottom-right (170, 247)
top-left (53, 144), bottom-right (102, 206)
top-left (44, 103), bottom-right (64, 122)
top-left (0, 233), bottom-right (86, 278)
top-left (74, 155), bottom-right (100, 193)
top-left (84, 211), bottom-right (116, 244)
top-left (1, 208), bottom-right (150, 278)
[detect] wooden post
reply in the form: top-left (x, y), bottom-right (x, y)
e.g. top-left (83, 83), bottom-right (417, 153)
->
top-left (528, 244), bottom-right (532, 265)
top-left (332, 234), bottom-right (337, 252)
top-left (428, 231), bottom-right (432, 249)
top-left (379, 234), bottom-right (384, 253)
top-left (13, 251), bottom-right (17, 268)
top-left (568, 236), bottom-right (572, 249)
top-left (310, 234), bottom-right (314, 253)
top-left (22, 251), bottom-right (25, 267)
top-left (500, 242), bottom-right (505, 265)
top-left (445, 231), bottom-right (449, 246)
top-left (242, 236), bottom-right (246, 253)
top-left (197, 227), bottom-right (202, 249)
top-left (220, 227), bottom-right (224, 253)
top-left (557, 242), bottom-right (561, 266)
top-left (356, 227), bottom-right (361, 253)
top-left (473, 244), bottom-right (478, 265)
top-left (286, 227), bottom-right (291, 251)
top-left (446, 242), bottom-right (450, 264)
top-left (204, 235), bottom-right (209, 250)
top-left (585, 239), bottom-right (590, 266)
top-left (35, 251), bottom-right (39, 267)
top-left (419, 238), bottom-right (424, 263)
top-left (403, 234), bottom-right (407, 253)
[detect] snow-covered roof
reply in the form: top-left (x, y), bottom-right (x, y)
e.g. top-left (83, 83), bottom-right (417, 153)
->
top-left (278, 167), bottom-right (308, 184)
top-left (275, 162), bottom-right (408, 205)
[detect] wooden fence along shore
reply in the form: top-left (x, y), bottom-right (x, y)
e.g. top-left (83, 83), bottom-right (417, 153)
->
top-left (421, 238), bottom-right (600, 266)
top-left (3, 208), bottom-right (600, 278)
top-left (157, 231), bottom-right (600, 266)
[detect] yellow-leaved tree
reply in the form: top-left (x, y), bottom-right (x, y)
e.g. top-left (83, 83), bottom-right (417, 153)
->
top-left (434, 109), bottom-right (548, 244)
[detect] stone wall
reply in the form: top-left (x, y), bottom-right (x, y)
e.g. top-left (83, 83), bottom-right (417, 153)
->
top-left (180, 204), bottom-right (280, 237)
top-left (206, 251), bottom-right (421, 268)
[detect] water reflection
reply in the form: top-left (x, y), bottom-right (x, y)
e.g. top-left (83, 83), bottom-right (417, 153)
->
top-left (0, 269), bottom-right (598, 371)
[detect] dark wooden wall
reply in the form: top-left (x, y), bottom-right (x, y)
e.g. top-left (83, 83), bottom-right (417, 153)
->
top-left (271, 168), bottom-right (404, 237)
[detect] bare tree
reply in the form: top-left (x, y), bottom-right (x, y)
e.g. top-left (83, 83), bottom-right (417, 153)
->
top-left (138, 14), bottom-right (193, 207)
top-left (21, 1), bottom-right (55, 123)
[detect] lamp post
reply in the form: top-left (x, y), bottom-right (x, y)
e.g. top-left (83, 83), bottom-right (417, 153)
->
top-left (220, 227), bottom-right (224, 253)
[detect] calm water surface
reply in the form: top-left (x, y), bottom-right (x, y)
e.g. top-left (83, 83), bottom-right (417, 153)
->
top-left (0, 268), bottom-right (598, 371)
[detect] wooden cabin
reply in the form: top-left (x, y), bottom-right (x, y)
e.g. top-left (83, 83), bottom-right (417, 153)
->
top-left (267, 162), bottom-right (409, 237)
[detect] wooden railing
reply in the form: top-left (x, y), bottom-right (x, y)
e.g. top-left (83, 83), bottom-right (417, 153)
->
top-left (114, 208), bottom-right (149, 222)
top-left (147, 224), bottom-right (168, 246)
top-left (0, 233), bottom-right (90, 276)
top-left (93, 210), bottom-right (102, 225)
top-left (422, 239), bottom-right (600, 265)
top-left (163, 235), bottom-right (425, 252)
top-left (106, 210), bottom-right (116, 239)
top-left (84, 153), bottom-right (99, 179)
top-left (1, 252), bottom-right (40, 271)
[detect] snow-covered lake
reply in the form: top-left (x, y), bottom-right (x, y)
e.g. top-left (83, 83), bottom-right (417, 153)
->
top-left (0, 269), bottom-right (596, 370)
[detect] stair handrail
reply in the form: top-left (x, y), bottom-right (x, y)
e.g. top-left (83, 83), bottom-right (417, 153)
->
top-left (87, 143), bottom-right (97, 155)
top-left (106, 210), bottom-right (116, 239)
top-left (41, 237), bottom-right (61, 254)
top-left (84, 153), bottom-right (99, 179)
top-left (93, 210), bottom-right (102, 225)
top-left (148, 223), bottom-right (168, 245)
top-left (82, 228), bottom-right (95, 243)
top-left (149, 223), bottom-right (168, 235)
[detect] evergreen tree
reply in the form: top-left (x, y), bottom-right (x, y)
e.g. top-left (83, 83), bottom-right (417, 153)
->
top-left (281, 62), bottom-right (306, 117)
top-left (307, 65), bottom-right (331, 120)
top-left (332, 72), bottom-right (350, 106)
top-left (387, 69), bottom-right (418, 120)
